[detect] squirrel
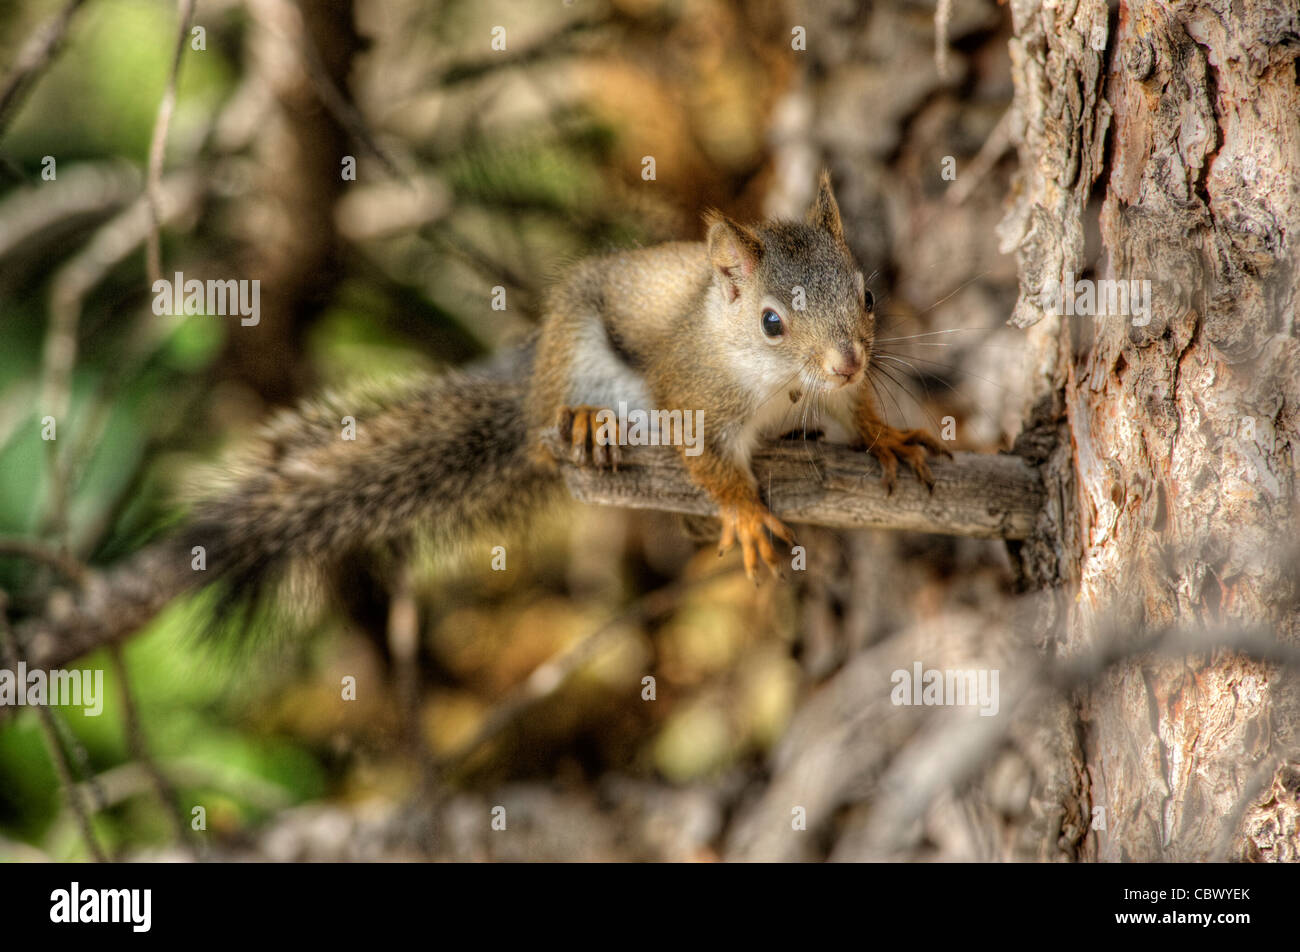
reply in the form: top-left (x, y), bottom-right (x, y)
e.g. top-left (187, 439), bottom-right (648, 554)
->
top-left (527, 170), bottom-right (947, 578)
top-left (25, 171), bottom-right (948, 656)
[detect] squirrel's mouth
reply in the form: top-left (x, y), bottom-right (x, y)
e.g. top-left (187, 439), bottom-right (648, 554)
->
top-left (823, 372), bottom-right (862, 391)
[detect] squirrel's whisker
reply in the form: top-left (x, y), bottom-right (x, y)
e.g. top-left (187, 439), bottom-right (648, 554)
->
top-left (869, 360), bottom-right (952, 437)
top-left (914, 269), bottom-right (993, 316)
top-left (874, 327), bottom-right (995, 343)
top-left (872, 353), bottom-right (1005, 435)
top-left (874, 350), bottom-right (1016, 398)
top-left (868, 364), bottom-right (927, 431)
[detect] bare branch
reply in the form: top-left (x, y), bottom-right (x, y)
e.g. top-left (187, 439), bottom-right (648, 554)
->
top-left (0, 160), bottom-right (140, 260)
top-left (436, 14), bottom-right (608, 87)
top-left (8, 438), bottom-right (1045, 677)
top-left (107, 644), bottom-right (196, 855)
top-left (934, 0), bottom-right (953, 81)
top-left (11, 539), bottom-right (193, 676)
top-left (293, 13), bottom-right (408, 184)
top-left (0, 0), bottom-right (91, 142)
top-left (144, 0), bottom-right (197, 287)
top-left (40, 172), bottom-right (204, 538)
top-left (545, 435), bottom-right (1046, 540)
top-left (435, 566), bottom-right (739, 775)
top-left (0, 594), bottom-right (106, 861)
top-left (946, 106), bottom-right (1014, 206)
top-left (0, 536), bottom-right (87, 586)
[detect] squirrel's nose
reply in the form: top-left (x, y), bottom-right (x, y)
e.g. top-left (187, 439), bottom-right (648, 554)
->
top-left (824, 341), bottom-right (864, 379)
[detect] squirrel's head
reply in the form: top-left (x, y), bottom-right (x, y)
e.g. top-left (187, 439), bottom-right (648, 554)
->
top-left (705, 171), bottom-right (874, 397)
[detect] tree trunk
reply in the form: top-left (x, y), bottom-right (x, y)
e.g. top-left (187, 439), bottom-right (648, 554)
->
top-left (1002, 0), bottom-right (1300, 861)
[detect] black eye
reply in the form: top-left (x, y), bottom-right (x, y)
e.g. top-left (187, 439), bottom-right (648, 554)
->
top-left (863, 289), bottom-right (874, 313)
top-left (761, 308), bottom-right (784, 338)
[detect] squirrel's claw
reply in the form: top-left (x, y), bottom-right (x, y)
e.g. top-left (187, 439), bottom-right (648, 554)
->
top-left (863, 426), bottom-right (948, 494)
top-left (568, 408), bottom-right (591, 465)
top-left (557, 405), bottom-right (620, 470)
top-left (717, 503), bottom-right (793, 582)
top-left (761, 511), bottom-right (796, 546)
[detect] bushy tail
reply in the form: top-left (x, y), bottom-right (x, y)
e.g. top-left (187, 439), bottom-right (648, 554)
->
top-left (16, 347), bottom-right (556, 666)
top-left (186, 347), bottom-right (556, 606)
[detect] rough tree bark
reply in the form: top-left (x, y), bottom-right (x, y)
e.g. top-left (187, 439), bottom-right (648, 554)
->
top-left (1001, 0), bottom-right (1300, 861)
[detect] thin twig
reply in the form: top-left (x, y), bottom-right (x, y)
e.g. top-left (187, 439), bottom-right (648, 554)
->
top-left (46, 700), bottom-right (112, 840)
top-left (436, 14), bottom-right (607, 87)
top-left (8, 538), bottom-right (194, 680)
top-left (107, 643), bottom-right (196, 855)
top-left (0, 160), bottom-right (140, 260)
top-left (144, 0), bottom-right (197, 287)
top-left (934, 0), bottom-right (953, 81)
top-left (0, 537), bottom-right (87, 586)
top-left (0, 594), bottom-right (106, 861)
top-left (946, 106), bottom-right (1014, 206)
top-left (0, 548), bottom-right (111, 832)
top-left (427, 224), bottom-right (537, 300)
top-left (0, 0), bottom-right (91, 141)
top-left (39, 172), bottom-right (204, 539)
top-left (434, 565), bottom-right (739, 774)
top-left (290, 10), bottom-right (410, 184)
top-left (386, 562), bottom-right (428, 772)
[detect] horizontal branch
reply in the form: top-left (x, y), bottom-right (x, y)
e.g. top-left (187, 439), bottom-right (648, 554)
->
top-left (10, 543), bottom-right (192, 676)
top-left (545, 435), bottom-right (1045, 540)
top-left (5, 439), bottom-right (1044, 683)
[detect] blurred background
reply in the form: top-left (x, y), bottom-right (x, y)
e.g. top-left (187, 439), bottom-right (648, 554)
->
top-left (0, 0), bottom-right (1034, 861)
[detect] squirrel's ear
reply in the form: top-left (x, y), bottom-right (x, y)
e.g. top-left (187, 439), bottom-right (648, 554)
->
top-left (807, 169), bottom-right (844, 242)
top-left (705, 211), bottom-right (763, 303)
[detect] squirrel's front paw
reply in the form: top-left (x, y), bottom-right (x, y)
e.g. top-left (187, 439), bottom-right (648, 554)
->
top-left (717, 502), bottom-right (795, 582)
top-left (861, 426), bottom-right (951, 494)
top-left (556, 405), bottom-right (621, 470)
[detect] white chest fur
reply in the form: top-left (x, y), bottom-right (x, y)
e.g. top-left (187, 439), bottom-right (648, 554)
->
top-left (731, 381), bottom-right (859, 469)
top-left (566, 319), bottom-right (653, 411)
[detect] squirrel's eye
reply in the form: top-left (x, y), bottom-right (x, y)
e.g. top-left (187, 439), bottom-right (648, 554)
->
top-left (761, 308), bottom-right (784, 339)
top-left (862, 289), bottom-right (874, 313)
